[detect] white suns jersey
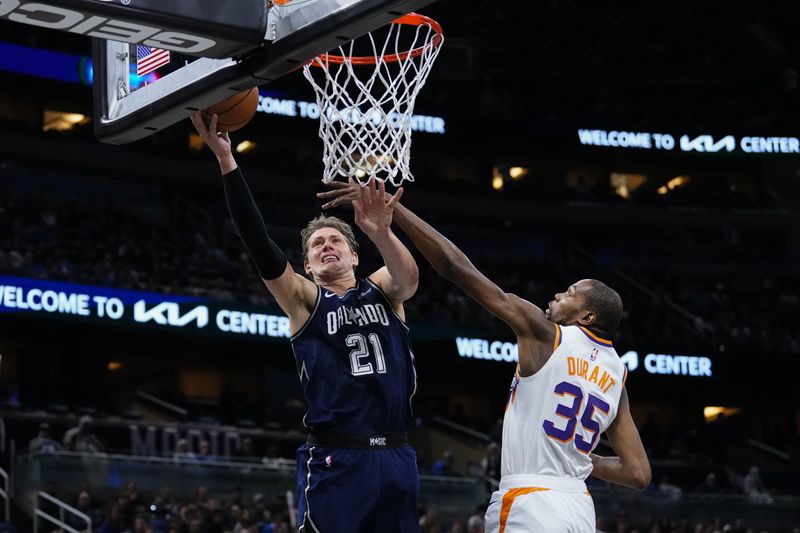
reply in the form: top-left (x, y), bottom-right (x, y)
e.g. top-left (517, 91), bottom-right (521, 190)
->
top-left (501, 324), bottom-right (628, 481)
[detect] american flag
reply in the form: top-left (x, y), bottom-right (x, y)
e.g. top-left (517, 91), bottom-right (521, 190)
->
top-left (136, 45), bottom-right (170, 76)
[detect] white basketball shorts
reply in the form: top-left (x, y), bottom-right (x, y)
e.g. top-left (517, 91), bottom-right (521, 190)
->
top-left (484, 474), bottom-right (595, 533)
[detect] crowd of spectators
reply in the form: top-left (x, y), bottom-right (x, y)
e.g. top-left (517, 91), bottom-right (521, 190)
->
top-left (16, 407), bottom-right (797, 531)
top-left (39, 482), bottom-right (295, 533)
top-left (37, 480), bottom-right (796, 533)
top-left (2, 164), bottom-right (799, 356)
top-left (28, 416), bottom-right (106, 454)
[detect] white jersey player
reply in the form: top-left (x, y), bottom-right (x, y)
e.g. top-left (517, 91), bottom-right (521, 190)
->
top-left (319, 182), bottom-right (653, 533)
top-left (486, 322), bottom-right (630, 532)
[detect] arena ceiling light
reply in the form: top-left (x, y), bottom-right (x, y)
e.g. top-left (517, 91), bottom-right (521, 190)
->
top-left (609, 172), bottom-right (647, 199)
top-left (491, 167), bottom-right (504, 191)
top-left (703, 406), bottom-right (741, 422)
top-left (236, 140), bottom-right (257, 154)
top-left (43, 110), bottom-right (90, 132)
top-left (508, 166), bottom-right (529, 180)
top-left (657, 175), bottom-right (691, 195)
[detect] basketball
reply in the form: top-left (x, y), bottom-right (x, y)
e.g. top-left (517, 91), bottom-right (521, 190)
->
top-left (202, 88), bottom-right (260, 133)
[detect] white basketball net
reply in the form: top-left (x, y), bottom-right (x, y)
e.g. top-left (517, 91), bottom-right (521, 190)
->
top-left (302, 15), bottom-right (443, 186)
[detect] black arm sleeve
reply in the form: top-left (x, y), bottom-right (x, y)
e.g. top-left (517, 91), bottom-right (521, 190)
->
top-left (221, 167), bottom-right (288, 280)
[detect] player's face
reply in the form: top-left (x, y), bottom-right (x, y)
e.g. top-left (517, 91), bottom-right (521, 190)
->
top-left (304, 227), bottom-right (358, 277)
top-left (545, 279), bottom-right (592, 325)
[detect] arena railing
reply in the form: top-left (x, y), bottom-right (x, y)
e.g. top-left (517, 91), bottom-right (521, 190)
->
top-left (16, 450), bottom-right (487, 517)
top-left (0, 466), bottom-right (8, 522)
top-left (33, 490), bottom-right (91, 533)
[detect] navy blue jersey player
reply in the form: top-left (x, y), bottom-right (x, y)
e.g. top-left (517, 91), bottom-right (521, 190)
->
top-left (192, 113), bottom-right (421, 533)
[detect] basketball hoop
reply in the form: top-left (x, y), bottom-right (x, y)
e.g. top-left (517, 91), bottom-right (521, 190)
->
top-left (302, 13), bottom-right (443, 185)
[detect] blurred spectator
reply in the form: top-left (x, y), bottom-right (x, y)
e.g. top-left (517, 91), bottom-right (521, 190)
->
top-left (431, 450), bottom-right (457, 476)
top-left (120, 481), bottom-right (145, 525)
top-left (480, 442), bottom-right (501, 487)
top-left (128, 515), bottom-right (153, 533)
top-left (173, 439), bottom-right (196, 462)
top-left (467, 505), bottom-right (486, 533)
top-left (695, 472), bottom-right (723, 495)
top-left (28, 422), bottom-right (61, 454)
top-left (239, 437), bottom-right (259, 462)
top-left (419, 509), bottom-right (442, 533)
top-left (196, 439), bottom-right (218, 462)
top-left (656, 475), bottom-right (682, 500)
top-left (743, 466), bottom-right (772, 503)
top-left (450, 518), bottom-right (467, 533)
top-left (63, 416), bottom-right (105, 453)
top-left (149, 486), bottom-right (177, 520)
top-left (65, 490), bottom-right (103, 530)
top-left (96, 503), bottom-right (125, 533)
top-left (232, 507), bottom-right (258, 533)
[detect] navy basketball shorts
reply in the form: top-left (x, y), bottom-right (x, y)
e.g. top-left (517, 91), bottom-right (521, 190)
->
top-left (296, 444), bottom-right (419, 533)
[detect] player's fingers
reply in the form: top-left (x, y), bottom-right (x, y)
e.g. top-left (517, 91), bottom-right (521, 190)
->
top-left (323, 181), bottom-right (352, 190)
top-left (209, 114), bottom-right (219, 134)
top-left (368, 176), bottom-right (378, 200)
top-left (190, 113), bottom-right (207, 135)
top-left (352, 199), bottom-right (364, 218)
top-left (360, 181), bottom-right (370, 204)
top-left (378, 180), bottom-right (387, 203)
top-left (387, 187), bottom-right (404, 207)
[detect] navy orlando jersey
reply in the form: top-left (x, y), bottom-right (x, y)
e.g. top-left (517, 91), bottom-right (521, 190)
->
top-left (291, 278), bottom-right (416, 436)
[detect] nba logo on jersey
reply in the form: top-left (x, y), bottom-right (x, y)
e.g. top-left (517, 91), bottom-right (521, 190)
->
top-left (590, 348), bottom-right (599, 361)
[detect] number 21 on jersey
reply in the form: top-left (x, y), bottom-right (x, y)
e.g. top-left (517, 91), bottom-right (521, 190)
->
top-left (346, 332), bottom-right (387, 376)
top-left (542, 381), bottom-right (610, 454)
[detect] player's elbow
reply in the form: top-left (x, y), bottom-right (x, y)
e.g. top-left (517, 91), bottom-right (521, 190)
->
top-left (630, 463), bottom-right (652, 490)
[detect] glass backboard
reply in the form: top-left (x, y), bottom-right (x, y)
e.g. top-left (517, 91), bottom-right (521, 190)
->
top-left (91, 0), bottom-right (438, 144)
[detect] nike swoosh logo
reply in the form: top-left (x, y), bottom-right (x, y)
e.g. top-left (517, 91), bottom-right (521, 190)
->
top-left (360, 288), bottom-right (371, 297)
top-left (324, 291), bottom-right (337, 298)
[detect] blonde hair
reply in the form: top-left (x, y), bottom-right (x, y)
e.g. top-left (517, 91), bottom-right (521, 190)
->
top-left (300, 215), bottom-right (358, 260)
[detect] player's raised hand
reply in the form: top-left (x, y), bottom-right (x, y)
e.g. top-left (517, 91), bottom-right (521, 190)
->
top-left (190, 112), bottom-right (236, 173)
top-left (317, 177), bottom-right (397, 209)
top-left (352, 178), bottom-right (403, 236)
top-left (190, 112), bottom-right (232, 156)
top-left (317, 177), bottom-right (362, 209)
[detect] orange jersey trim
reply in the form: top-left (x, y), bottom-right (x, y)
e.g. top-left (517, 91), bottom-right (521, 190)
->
top-left (499, 487), bottom-right (551, 533)
top-left (505, 365), bottom-right (521, 411)
top-left (578, 326), bottom-right (613, 347)
top-left (553, 323), bottom-right (562, 351)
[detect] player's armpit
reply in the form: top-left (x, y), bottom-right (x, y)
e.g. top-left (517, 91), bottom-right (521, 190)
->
top-left (592, 388), bottom-right (651, 490)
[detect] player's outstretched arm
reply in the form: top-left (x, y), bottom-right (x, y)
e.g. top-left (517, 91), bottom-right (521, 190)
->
top-left (589, 388), bottom-right (651, 490)
top-left (353, 178), bottom-right (419, 306)
top-left (316, 181), bottom-right (552, 341)
top-left (190, 113), bottom-right (315, 324)
top-left (392, 203), bottom-right (551, 340)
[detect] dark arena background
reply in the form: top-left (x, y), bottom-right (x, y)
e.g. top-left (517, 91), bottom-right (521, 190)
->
top-left (1, 1), bottom-right (800, 532)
